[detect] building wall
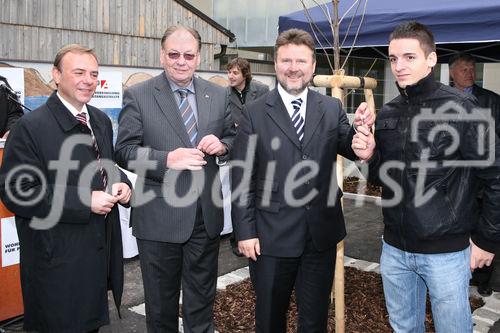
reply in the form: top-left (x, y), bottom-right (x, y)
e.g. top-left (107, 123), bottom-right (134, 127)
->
top-left (0, 0), bottom-right (231, 70)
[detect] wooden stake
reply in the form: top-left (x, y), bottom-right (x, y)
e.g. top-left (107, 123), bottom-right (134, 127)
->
top-left (314, 73), bottom-right (377, 333)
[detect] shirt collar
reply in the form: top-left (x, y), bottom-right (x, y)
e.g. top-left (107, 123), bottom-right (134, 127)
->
top-left (464, 86), bottom-right (474, 95)
top-left (56, 91), bottom-right (89, 118)
top-left (166, 75), bottom-right (195, 95)
top-left (277, 84), bottom-right (308, 116)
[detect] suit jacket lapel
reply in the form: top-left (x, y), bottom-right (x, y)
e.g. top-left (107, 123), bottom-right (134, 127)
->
top-left (152, 74), bottom-right (192, 147)
top-left (266, 89), bottom-right (301, 150)
top-left (247, 81), bottom-right (259, 101)
top-left (229, 89), bottom-right (243, 110)
top-left (302, 90), bottom-right (325, 149)
top-left (194, 77), bottom-right (211, 143)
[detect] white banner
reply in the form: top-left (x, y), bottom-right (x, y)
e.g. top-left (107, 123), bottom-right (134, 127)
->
top-left (1, 216), bottom-right (20, 267)
top-left (0, 67), bottom-right (25, 105)
top-left (89, 71), bottom-right (123, 109)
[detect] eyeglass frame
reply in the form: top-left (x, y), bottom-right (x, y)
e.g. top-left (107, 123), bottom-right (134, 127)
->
top-left (165, 51), bottom-right (198, 61)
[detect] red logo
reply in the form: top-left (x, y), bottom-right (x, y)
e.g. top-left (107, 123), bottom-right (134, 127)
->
top-left (98, 80), bottom-right (109, 90)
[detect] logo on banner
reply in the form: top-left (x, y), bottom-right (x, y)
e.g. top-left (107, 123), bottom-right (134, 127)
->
top-left (89, 72), bottom-right (123, 109)
top-left (98, 80), bottom-right (109, 90)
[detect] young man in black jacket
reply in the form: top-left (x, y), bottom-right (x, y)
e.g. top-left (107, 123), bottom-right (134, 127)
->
top-left (358, 21), bottom-right (500, 332)
top-left (449, 52), bottom-right (500, 297)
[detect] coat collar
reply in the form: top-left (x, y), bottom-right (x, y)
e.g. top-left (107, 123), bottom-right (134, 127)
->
top-left (397, 70), bottom-right (440, 103)
top-left (46, 91), bottom-right (109, 158)
top-left (46, 91), bottom-right (83, 132)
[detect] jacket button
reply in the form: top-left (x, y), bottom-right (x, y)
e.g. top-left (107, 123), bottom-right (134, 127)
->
top-left (305, 205), bottom-right (311, 210)
top-left (305, 180), bottom-right (311, 185)
top-left (302, 154), bottom-right (308, 160)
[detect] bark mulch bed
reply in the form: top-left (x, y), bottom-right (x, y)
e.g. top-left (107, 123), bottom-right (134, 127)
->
top-left (343, 176), bottom-right (382, 197)
top-left (213, 266), bottom-right (484, 333)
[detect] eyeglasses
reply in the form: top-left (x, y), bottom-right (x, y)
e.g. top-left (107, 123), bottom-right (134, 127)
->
top-left (167, 52), bottom-right (197, 61)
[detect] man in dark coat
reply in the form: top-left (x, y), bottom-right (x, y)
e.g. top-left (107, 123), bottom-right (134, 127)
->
top-left (226, 57), bottom-right (269, 127)
top-left (0, 75), bottom-right (24, 138)
top-left (226, 57), bottom-right (269, 257)
top-left (449, 52), bottom-right (500, 297)
top-left (0, 44), bottom-right (132, 333)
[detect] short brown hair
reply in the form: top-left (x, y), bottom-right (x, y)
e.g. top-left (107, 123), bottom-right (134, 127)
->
top-left (53, 44), bottom-right (98, 71)
top-left (161, 25), bottom-right (202, 52)
top-left (226, 58), bottom-right (252, 82)
top-left (274, 29), bottom-right (316, 61)
top-left (389, 21), bottom-right (436, 56)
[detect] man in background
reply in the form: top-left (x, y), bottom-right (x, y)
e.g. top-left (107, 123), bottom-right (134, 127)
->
top-left (0, 75), bottom-right (24, 138)
top-left (227, 57), bottom-right (269, 126)
top-left (226, 57), bottom-right (269, 256)
top-left (449, 52), bottom-right (500, 297)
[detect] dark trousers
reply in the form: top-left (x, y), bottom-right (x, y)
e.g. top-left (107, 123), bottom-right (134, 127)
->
top-left (137, 216), bottom-right (220, 333)
top-left (251, 240), bottom-right (336, 333)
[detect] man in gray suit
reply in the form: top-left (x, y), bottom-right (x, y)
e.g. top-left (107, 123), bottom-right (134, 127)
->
top-left (115, 26), bottom-right (236, 333)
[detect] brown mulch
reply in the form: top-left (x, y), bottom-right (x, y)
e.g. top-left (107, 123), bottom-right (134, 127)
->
top-left (343, 176), bottom-right (382, 197)
top-left (213, 266), bottom-right (484, 333)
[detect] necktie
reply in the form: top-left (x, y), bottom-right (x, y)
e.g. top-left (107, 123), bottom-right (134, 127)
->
top-left (177, 88), bottom-right (198, 146)
top-left (291, 98), bottom-right (304, 142)
top-left (76, 112), bottom-right (107, 189)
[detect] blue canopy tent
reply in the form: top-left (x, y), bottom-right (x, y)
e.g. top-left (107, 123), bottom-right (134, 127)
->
top-left (278, 0), bottom-right (500, 62)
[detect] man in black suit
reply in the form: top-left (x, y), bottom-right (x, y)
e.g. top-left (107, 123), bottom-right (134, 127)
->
top-left (0, 75), bottom-right (24, 138)
top-left (231, 28), bottom-right (375, 332)
top-left (449, 52), bottom-right (500, 297)
top-left (115, 25), bottom-right (235, 333)
top-left (0, 44), bottom-right (131, 333)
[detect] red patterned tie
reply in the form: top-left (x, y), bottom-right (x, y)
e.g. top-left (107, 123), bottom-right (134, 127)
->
top-left (76, 112), bottom-right (108, 189)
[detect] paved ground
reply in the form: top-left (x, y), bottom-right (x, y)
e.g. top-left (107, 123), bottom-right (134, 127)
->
top-left (1, 197), bottom-right (499, 332)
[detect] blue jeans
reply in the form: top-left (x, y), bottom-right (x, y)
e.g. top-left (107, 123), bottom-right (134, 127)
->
top-left (380, 241), bottom-right (472, 333)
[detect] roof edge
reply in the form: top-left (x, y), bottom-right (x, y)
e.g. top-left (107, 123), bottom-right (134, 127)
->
top-left (173, 0), bottom-right (235, 43)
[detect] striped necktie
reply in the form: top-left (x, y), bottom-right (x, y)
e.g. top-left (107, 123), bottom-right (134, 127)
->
top-left (76, 112), bottom-right (107, 189)
top-left (291, 98), bottom-right (304, 142)
top-left (177, 88), bottom-right (198, 146)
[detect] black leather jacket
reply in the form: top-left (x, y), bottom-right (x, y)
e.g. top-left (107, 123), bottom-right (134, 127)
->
top-left (369, 72), bottom-right (500, 254)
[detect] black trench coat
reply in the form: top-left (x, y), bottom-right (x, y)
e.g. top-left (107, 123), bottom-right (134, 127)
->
top-left (0, 92), bottom-right (129, 333)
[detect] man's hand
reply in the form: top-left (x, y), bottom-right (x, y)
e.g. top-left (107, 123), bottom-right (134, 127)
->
top-left (91, 191), bottom-right (119, 215)
top-left (238, 238), bottom-right (261, 261)
top-left (470, 239), bottom-right (495, 270)
top-left (197, 134), bottom-right (227, 156)
top-left (112, 182), bottom-right (132, 205)
top-left (166, 147), bottom-right (207, 170)
top-left (353, 102), bottom-right (375, 129)
top-left (352, 125), bottom-right (375, 161)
